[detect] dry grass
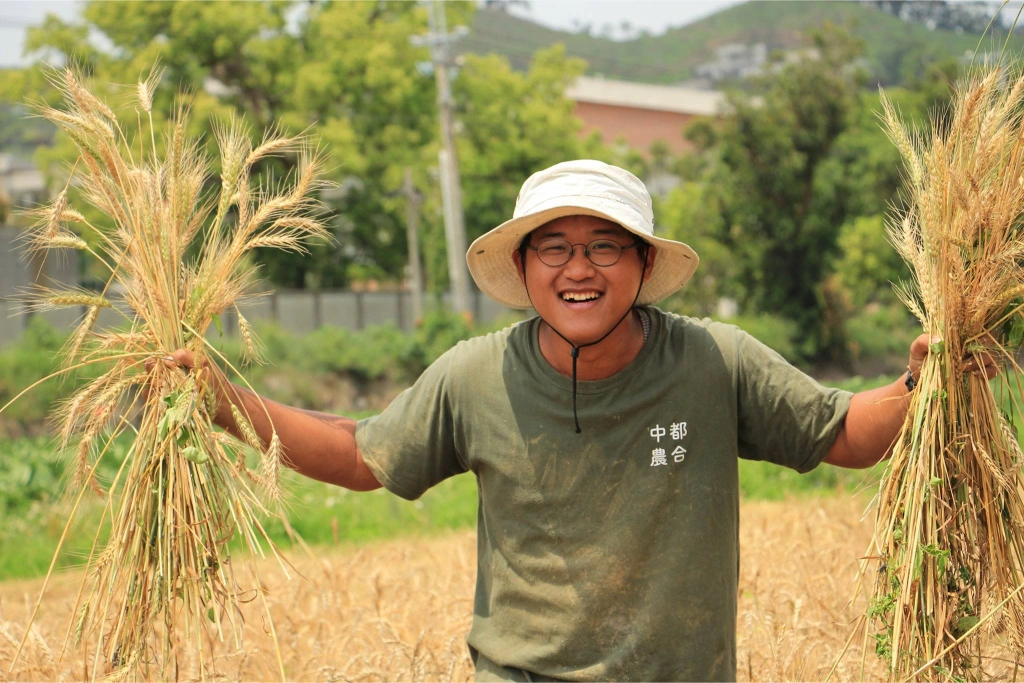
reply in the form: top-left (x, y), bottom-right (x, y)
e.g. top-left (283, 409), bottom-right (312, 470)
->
top-left (1, 497), bottom-right (895, 682)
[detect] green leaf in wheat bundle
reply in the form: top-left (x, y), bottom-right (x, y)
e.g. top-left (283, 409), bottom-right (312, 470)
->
top-left (210, 312), bottom-right (224, 337)
top-left (181, 446), bottom-right (210, 465)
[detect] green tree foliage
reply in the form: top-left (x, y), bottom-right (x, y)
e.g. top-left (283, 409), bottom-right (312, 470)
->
top-left (10, 1), bottom-right (594, 293)
top-left (828, 64), bottom-right (958, 311)
top-left (656, 181), bottom-right (736, 317)
top-left (711, 25), bottom-right (868, 361)
top-left (698, 24), bottom-right (960, 361)
top-left (456, 45), bottom-right (587, 245)
top-left (834, 215), bottom-right (908, 309)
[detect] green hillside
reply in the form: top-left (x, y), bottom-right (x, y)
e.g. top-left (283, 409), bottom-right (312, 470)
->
top-left (466, 1), bottom-right (1024, 86)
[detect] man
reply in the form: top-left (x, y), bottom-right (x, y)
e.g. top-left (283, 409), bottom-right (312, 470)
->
top-left (169, 160), bottom-right (988, 681)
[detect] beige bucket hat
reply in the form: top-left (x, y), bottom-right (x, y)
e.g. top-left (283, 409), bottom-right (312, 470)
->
top-left (466, 159), bottom-right (700, 309)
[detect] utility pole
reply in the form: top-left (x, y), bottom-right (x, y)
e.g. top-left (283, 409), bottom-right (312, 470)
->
top-left (402, 167), bottom-right (424, 323)
top-left (411, 0), bottom-right (472, 320)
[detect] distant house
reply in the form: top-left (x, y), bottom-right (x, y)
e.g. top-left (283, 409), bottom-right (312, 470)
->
top-left (0, 153), bottom-right (47, 219)
top-left (565, 76), bottom-right (726, 156)
top-left (0, 154), bottom-right (79, 349)
top-left (694, 43), bottom-right (769, 82)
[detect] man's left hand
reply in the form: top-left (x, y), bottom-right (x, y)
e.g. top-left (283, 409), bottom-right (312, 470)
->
top-left (908, 333), bottom-right (999, 384)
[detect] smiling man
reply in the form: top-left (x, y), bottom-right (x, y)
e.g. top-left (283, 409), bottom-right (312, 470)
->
top-left (171, 160), bottom-right (983, 682)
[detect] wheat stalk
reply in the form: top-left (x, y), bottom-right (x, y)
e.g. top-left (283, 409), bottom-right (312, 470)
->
top-left (4, 66), bottom-right (329, 681)
top-left (861, 66), bottom-right (1024, 682)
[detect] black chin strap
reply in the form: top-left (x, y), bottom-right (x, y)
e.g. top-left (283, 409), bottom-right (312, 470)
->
top-left (523, 263), bottom-right (646, 434)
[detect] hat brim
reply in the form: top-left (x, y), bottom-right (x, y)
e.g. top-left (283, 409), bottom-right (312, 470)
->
top-left (466, 205), bottom-right (699, 309)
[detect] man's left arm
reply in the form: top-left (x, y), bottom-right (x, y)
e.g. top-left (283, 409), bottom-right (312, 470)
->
top-left (823, 333), bottom-right (998, 469)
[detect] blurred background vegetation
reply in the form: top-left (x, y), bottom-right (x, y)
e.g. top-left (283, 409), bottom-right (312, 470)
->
top-left (1, 0), bottom-right (1020, 578)
top-left (2, 0), bottom-right (1006, 366)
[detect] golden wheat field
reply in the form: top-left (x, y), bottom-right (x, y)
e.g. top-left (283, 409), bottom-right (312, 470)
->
top-left (0, 496), bottom-right (895, 682)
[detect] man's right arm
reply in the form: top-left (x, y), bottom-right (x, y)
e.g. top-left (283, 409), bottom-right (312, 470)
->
top-left (167, 349), bottom-right (382, 491)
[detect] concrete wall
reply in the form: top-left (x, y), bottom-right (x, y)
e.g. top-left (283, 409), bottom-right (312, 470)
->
top-left (1, 226), bottom-right (522, 346)
top-left (0, 226), bottom-right (80, 347)
top-left (230, 288), bottom-right (516, 337)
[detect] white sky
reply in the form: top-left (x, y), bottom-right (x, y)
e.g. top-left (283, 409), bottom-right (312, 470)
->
top-left (0, 0), bottom-right (742, 68)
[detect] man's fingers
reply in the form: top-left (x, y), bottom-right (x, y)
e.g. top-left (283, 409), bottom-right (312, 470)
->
top-left (909, 334), bottom-right (934, 364)
top-left (169, 349), bottom-right (196, 369)
top-left (963, 353), bottom-right (1000, 379)
top-left (142, 349), bottom-right (198, 400)
top-left (908, 334), bottom-right (939, 378)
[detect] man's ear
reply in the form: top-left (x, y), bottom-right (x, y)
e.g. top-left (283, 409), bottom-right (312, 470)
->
top-left (513, 248), bottom-right (526, 284)
top-left (643, 245), bottom-right (657, 282)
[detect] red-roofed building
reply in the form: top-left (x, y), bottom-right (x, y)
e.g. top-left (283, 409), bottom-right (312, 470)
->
top-left (566, 77), bottom-right (726, 156)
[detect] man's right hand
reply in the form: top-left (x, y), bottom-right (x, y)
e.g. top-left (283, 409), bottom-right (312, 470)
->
top-left (148, 347), bottom-right (382, 492)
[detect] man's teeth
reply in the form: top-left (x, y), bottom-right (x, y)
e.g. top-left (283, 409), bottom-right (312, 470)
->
top-left (562, 292), bottom-right (601, 302)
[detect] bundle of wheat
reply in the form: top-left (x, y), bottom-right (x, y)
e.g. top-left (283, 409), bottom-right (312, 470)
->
top-left (860, 67), bottom-right (1024, 681)
top-left (4, 67), bottom-right (329, 680)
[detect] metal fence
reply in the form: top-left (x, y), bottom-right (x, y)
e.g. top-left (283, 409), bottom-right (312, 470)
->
top-left (0, 226), bottom-right (520, 348)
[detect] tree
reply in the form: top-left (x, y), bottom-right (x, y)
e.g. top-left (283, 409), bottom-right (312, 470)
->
top-left (833, 214), bottom-right (909, 308)
top-left (711, 24), bottom-right (866, 361)
top-left (656, 181), bottom-right (736, 318)
top-left (827, 63), bottom-right (958, 312)
top-left (11, 1), bottom-right (596, 295)
top-left (454, 45), bottom-right (588, 242)
top-left (13, 2), bottom-right (447, 288)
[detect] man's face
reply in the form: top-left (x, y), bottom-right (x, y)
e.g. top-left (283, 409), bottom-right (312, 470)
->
top-left (513, 215), bottom-right (656, 345)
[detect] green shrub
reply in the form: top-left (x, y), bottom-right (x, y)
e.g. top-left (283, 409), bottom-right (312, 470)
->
top-left (739, 457), bottom-right (884, 500)
top-left (413, 309), bottom-right (474, 366)
top-left (0, 316), bottom-right (98, 434)
top-left (355, 324), bottom-right (419, 381)
top-left (722, 313), bottom-right (801, 365)
top-left (846, 303), bottom-right (920, 361)
top-left (834, 214), bottom-right (909, 309)
top-left (300, 325), bottom-right (360, 374)
top-left (828, 373), bottom-right (900, 393)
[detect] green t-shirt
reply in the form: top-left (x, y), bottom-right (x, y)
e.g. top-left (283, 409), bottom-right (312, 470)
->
top-left (356, 307), bottom-right (852, 682)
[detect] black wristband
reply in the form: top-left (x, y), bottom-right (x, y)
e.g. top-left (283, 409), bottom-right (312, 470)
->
top-left (905, 369), bottom-right (917, 392)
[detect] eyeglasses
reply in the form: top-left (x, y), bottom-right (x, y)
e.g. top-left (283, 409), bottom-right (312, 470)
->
top-left (526, 238), bottom-right (642, 267)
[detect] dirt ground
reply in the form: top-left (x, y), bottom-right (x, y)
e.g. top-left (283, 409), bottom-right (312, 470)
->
top-left (0, 496), bottom-right (892, 682)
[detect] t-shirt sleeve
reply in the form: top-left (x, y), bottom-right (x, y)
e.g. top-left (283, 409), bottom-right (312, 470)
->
top-left (732, 328), bottom-right (853, 473)
top-left (355, 349), bottom-right (468, 500)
